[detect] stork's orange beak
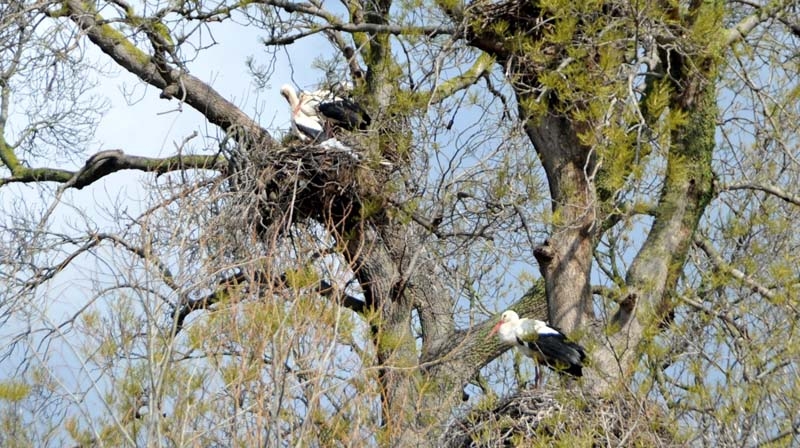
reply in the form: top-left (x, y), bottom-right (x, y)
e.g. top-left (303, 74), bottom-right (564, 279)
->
top-left (488, 321), bottom-right (502, 337)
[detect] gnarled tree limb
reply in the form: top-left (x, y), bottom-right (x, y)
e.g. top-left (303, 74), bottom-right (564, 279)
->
top-left (63, 0), bottom-right (272, 145)
top-left (1, 149), bottom-right (225, 188)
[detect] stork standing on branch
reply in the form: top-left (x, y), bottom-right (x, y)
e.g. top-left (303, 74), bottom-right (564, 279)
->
top-left (489, 310), bottom-right (587, 386)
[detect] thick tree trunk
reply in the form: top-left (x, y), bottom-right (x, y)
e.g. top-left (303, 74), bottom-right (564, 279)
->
top-left (345, 222), bottom-right (457, 444)
top-left (592, 68), bottom-right (717, 388)
top-left (524, 113), bottom-right (597, 335)
top-left (343, 225), bottom-right (419, 442)
top-left (461, 4), bottom-right (599, 338)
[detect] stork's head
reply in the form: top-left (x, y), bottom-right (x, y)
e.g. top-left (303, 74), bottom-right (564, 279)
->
top-left (489, 310), bottom-right (520, 337)
top-left (279, 84), bottom-right (297, 105)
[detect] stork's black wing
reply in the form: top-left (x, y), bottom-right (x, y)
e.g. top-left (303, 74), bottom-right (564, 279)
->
top-left (318, 99), bottom-right (371, 131)
top-left (521, 334), bottom-right (586, 377)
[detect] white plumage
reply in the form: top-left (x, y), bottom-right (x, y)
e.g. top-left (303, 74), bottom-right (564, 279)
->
top-left (280, 83), bottom-right (369, 142)
top-left (489, 310), bottom-right (586, 386)
top-left (280, 84), bottom-right (328, 141)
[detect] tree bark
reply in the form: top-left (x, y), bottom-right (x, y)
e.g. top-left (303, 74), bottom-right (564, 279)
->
top-left (524, 113), bottom-right (597, 334)
top-left (592, 46), bottom-right (718, 387)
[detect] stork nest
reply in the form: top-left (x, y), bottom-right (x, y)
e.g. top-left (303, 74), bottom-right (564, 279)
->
top-left (443, 386), bottom-right (682, 447)
top-left (231, 138), bottom-right (392, 236)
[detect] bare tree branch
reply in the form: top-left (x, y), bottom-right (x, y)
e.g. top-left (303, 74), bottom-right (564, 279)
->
top-left (694, 236), bottom-right (777, 300)
top-left (61, 0), bottom-right (272, 144)
top-left (92, 232), bottom-right (181, 293)
top-left (725, 0), bottom-right (799, 45)
top-left (171, 270), bottom-right (367, 336)
top-left (680, 295), bottom-right (749, 341)
top-left (428, 52), bottom-right (494, 104)
top-left (1, 149), bottom-right (225, 188)
top-left (755, 418), bottom-right (800, 448)
top-left (720, 181), bottom-right (800, 207)
top-left (262, 22), bottom-right (454, 46)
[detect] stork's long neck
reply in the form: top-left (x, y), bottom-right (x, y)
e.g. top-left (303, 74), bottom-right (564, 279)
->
top-left (498, 322), bottom-right (520, 345)
top-left (290, 93), bottom-right (302, 114)
top-left (282, 87), bottom-right (301, 113)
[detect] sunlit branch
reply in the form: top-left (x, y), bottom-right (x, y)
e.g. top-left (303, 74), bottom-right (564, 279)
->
top-left (680, 295), bottom-right (749, 340)
top-left (591, 285), bottom-right (623, 303)
top-left (428, 52), bottom-right (494, 104)
top-left (725, 0), bottom-right (798, 46)
top-left (388, 199), bottom-right (443, 237)
top-left (598, 200), bottom-right (658, 236)
top-left (694, 237), bottom-right (777, 300)
top-left (738, 0), bottom-right (800, 37)
top-left (170, 3), bottom-right (239, 22)
top-left (256, 0), bottom-right (338, 22)
top-left (0, 134), bottom-right (21, 173)
top-left (720, 181), bottom-right (800, 207)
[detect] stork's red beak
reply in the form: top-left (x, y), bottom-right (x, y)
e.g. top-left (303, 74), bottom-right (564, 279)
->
top-left (488, 321), bottom-right (502, 337)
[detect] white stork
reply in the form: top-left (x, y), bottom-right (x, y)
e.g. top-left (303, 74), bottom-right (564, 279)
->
top-left (489, 310), bottom-right (586, 386)
top-left (280, 84), bottom-right (326, 141)
top-left (280, 84), bottom-right (370, 142)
